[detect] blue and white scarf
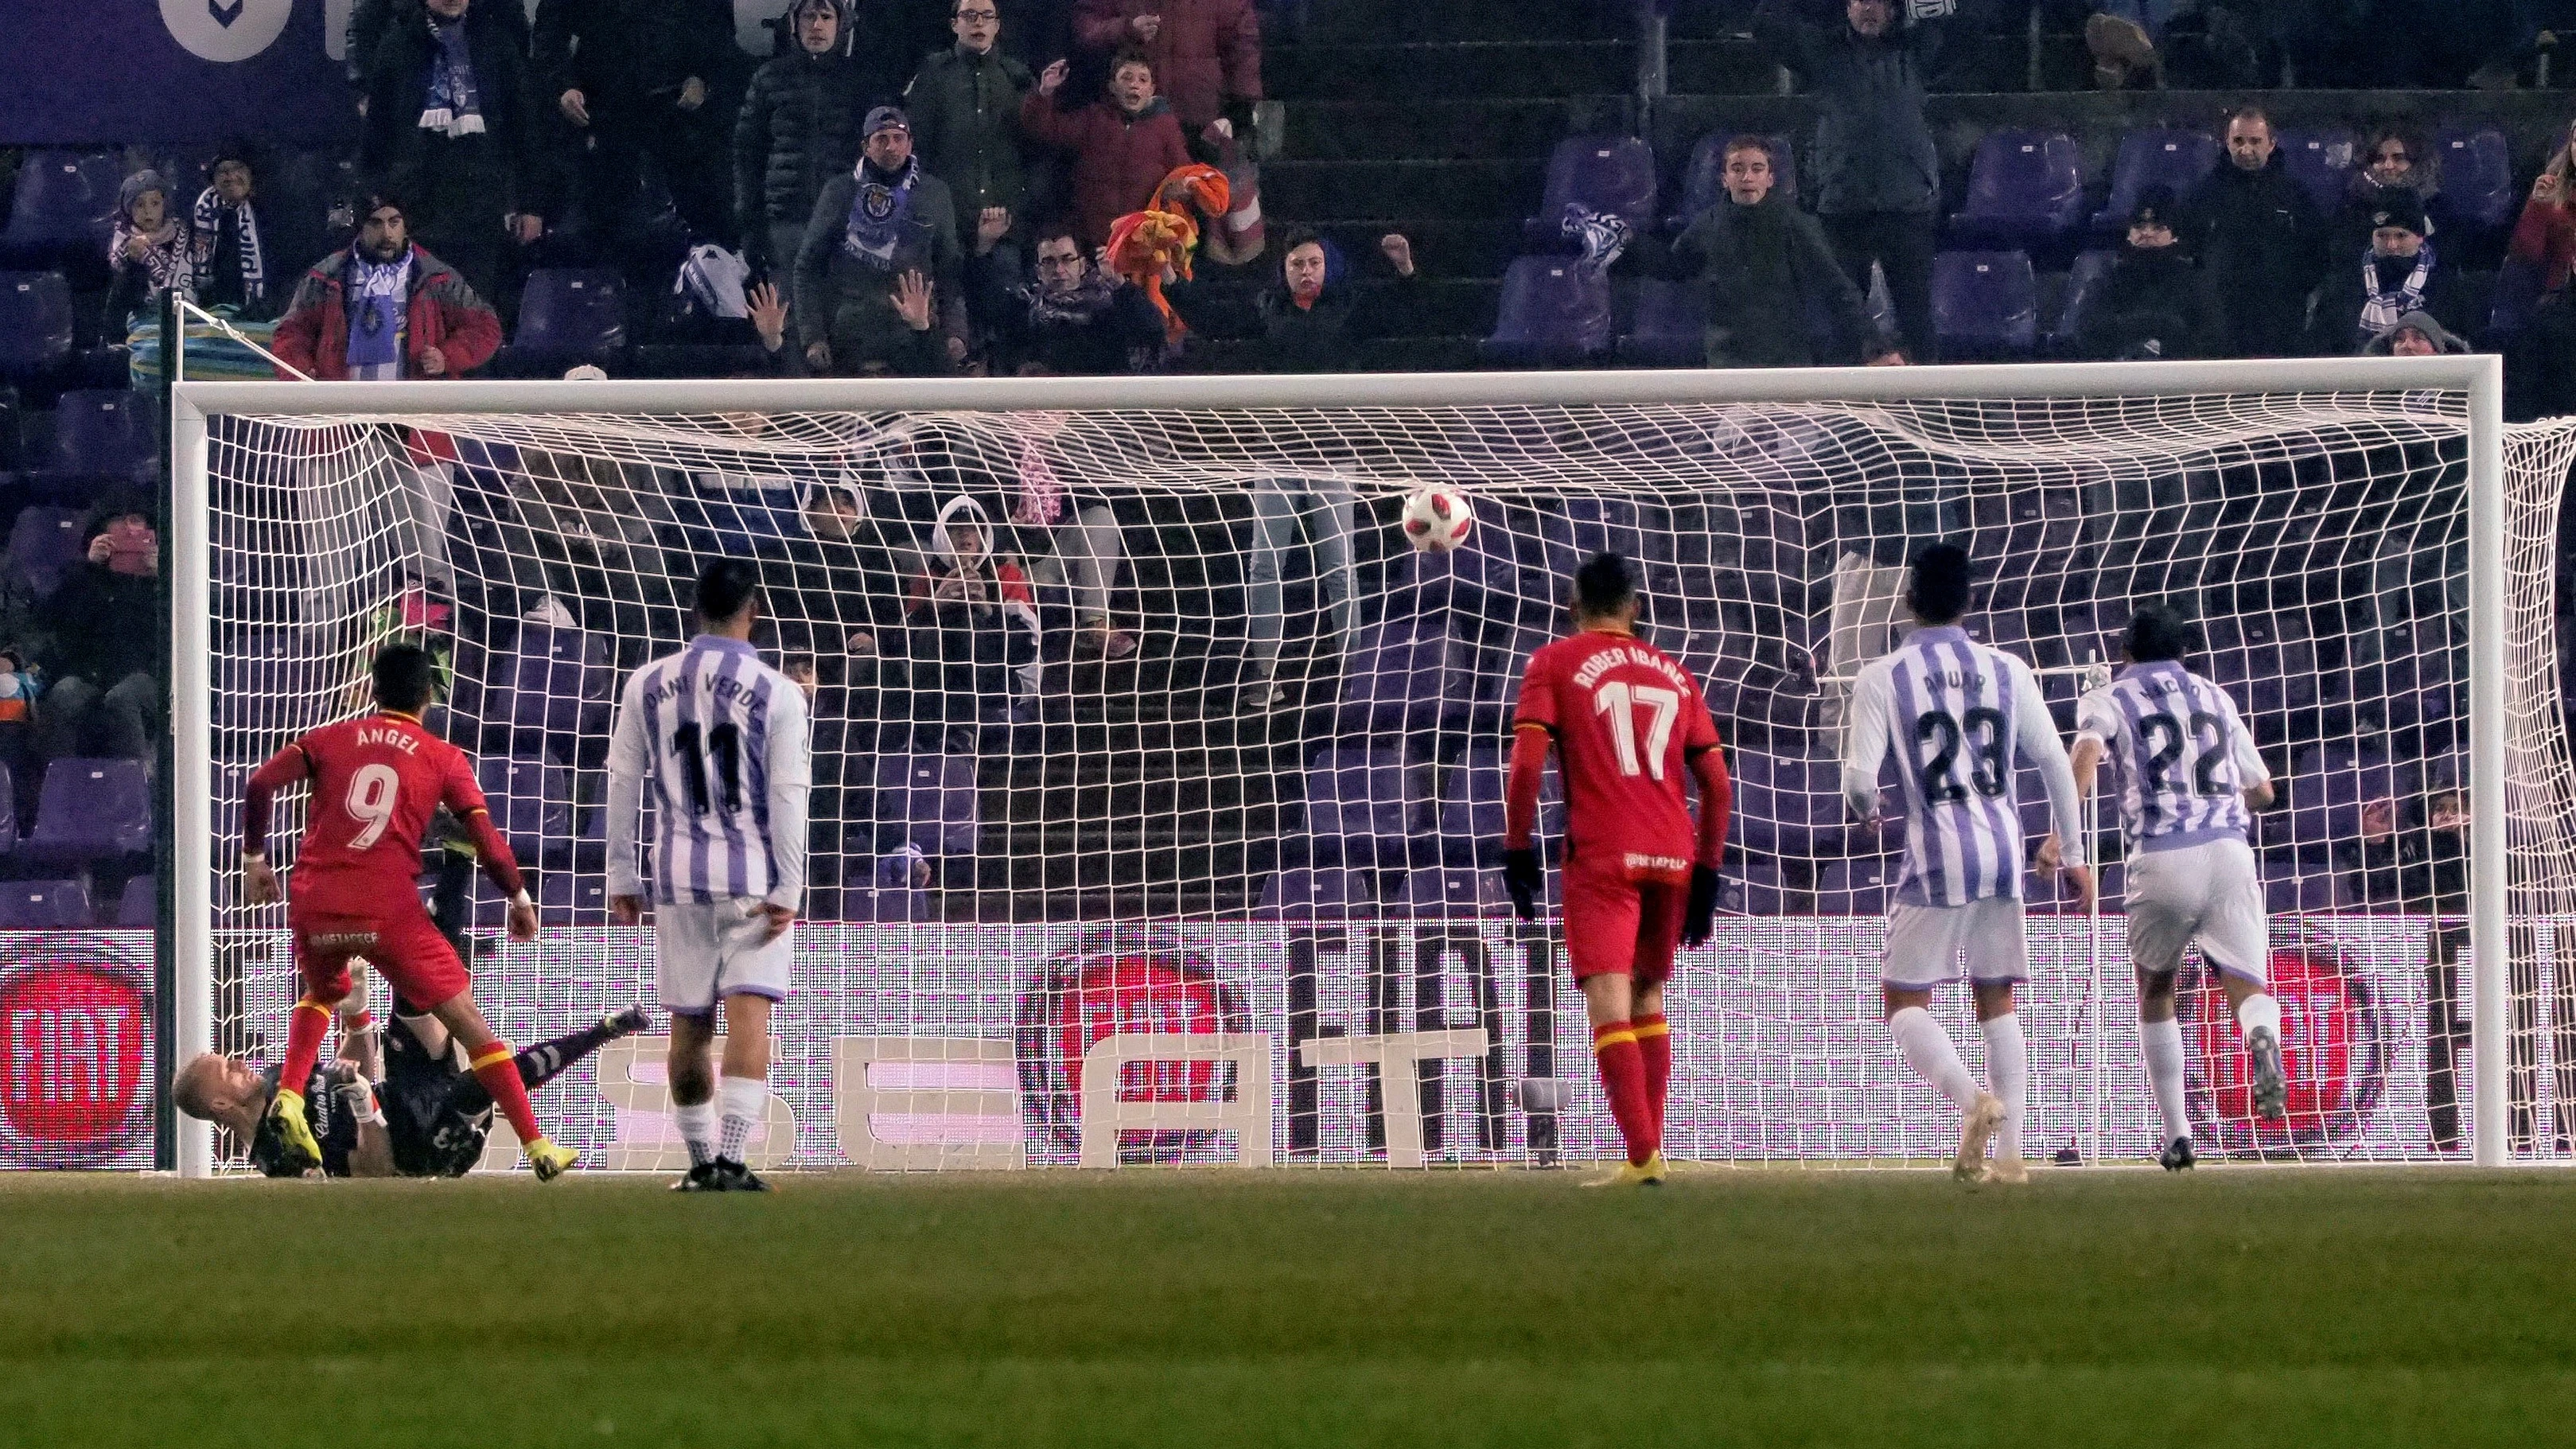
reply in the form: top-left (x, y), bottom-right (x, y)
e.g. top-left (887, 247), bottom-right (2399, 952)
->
top-left (842, 158), bottom-right (920, 271)
top-left (2358, 241), bottom-right (2434, 341)
top-left (419, 15), bottom-right (486, 138)
top-left (191, 186), bottom-right (265, 306)
top-left (344, 251), bottom-right (413, 380)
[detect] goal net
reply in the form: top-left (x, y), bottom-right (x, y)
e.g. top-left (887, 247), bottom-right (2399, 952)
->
top-left (172, 364), bottom-right (2576, 1174)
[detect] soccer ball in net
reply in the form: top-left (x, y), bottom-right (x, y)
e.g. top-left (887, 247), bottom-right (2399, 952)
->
top-left (1400, 485), bottom-right (1473, 552)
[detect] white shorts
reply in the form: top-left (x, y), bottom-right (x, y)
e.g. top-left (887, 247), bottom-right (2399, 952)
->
top-left (655, 898), bottom-right (796, 1015)
top-left (2125, 836), bottom-right (2269, 986)
top-left (1883, 896), bottom-right (2029, 989)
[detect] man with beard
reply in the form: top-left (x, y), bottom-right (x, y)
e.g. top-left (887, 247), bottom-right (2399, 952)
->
top-left (272, 192), bottom-right (502, 381)
top-left (795, 106), bottom-right (970, 372)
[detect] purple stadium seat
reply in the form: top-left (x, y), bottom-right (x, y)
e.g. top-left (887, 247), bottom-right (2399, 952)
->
top-left (840, 885), bottom-right (932, 922)
top-left (685, 481), bottom-right (806, 558)
top-left (2430, 126), bottom-right (2515, 235)
top-left (2044, 248), bottom-right (2119, 356)
top-left (475, 752), bottom-right (574, 867)
top-left (1479, 256), bottom-right (1612, 367)
top-left (116, 874), bottom-right (154, 928)
top-left (6, 506), bottom-right (88, 598)
top-left (1565, 496), bottom-right (1670, 566)
top-left (216, 629), bottom-right (322, 760)
top-left (1814, 857), bottom-right (1892, 916)
top-left (2274, 129), bottom-right (2357, 216)
top-left (1932, 251), bottom-right (2039, 358)
top-left (874, 752), bottom-right (979, 856)
top-left (1391, 867), bottom-right (1510, 919)
top-left (1397, 524), bottom-right (1517, 625)
top-left (2263, 862), bottom-right (2341, 914)
top-left (26, 758), bottom-right (151, 863)
top-left (502, 623), bottom-right (614, 739)
top-left (1667, 133), bottom-right (1794, 231)
top-left (1523, 135), bottom-right (1660, 245)
top-left (514, 269), bottom-right (627, 353)
top-left (537, 870), bottom-right (614, 925)
top-left (1303, 744), bottom-right (1426, 869)
top-left (1255, 866), bottom-right (1376, 920)
top-left (1, 151), bottom-right (123, 253)
top-left (1722, 853), bottom-right (1784, 916)
top-left (1336, 619), bottom-right (1469, 737)
top-left (0, 879), bottom-right (93, 929)
top-left (43, 389), bottom-right (154, 481)
top-left (1435, 744), bottom-right (1563, 865)
top-left (0, 271), bottom-right (74, 380)
top-left (1949, 130), bottom-right (2085, 247)
top-left (2091, 130), bottom-right (2218, 235)
top-left (1617, 278), bottom-right (1709, 368)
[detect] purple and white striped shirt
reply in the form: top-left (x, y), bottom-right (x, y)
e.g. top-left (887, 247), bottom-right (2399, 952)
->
top-left (605, 635), bottom-right (811, 908)
top-left (1841, 625), bottom-right (2082, 909)
top-left (2076, 662), bottom-right (2267, 854)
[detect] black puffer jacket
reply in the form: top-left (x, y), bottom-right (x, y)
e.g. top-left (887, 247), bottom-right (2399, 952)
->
top-left (533, 0), bottom-right (737, 111)
top-left (734, 42), bottom-right (876, 238)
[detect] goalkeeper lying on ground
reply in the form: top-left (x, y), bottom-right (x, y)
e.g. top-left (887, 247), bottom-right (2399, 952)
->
top-left (173, 843), bottom-right (648, 1178)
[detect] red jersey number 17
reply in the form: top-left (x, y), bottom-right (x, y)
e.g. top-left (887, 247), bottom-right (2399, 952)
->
top-left (1594, 680), bottom-right (1682, 780)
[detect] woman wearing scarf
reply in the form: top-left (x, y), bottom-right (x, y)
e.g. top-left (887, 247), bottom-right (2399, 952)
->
top-left (2309, 189), bottom-right (2467, 355)
top-left (105, 171), bottom-right (197, 330)
top-left (189, 143), bottom-right (274, 321)
top-left (2337, 126), bottom-right (2439, 255)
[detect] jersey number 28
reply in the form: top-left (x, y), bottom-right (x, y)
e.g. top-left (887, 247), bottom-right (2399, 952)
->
top-left (1594, 681), bottom-right (1680, 781)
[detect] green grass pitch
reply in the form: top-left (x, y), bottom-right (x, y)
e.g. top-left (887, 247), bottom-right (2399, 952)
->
top-left (4, 1166), bottom-right (2570, 1448)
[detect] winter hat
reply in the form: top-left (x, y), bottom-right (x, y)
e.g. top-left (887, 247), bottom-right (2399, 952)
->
top-left (2128, 183), bottom-right (2179, 231)
top-left (118, 169), bottom-right (171, 223)
top-left (2368, 189), bottom-right (2429, 239)
top-left (2363, 309), bottom-right (2468, 355)
top-left (866, 106), bottom-right (911, 138)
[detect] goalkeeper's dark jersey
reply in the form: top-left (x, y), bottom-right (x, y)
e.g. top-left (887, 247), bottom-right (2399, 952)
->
top-left (248, 1065), bottom-right (358, 1178)
top-left (378, 1013), bottom-right (496, 1178)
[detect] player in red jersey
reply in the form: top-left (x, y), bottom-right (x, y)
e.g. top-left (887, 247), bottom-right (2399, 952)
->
top-left (237, 643), bottom-right (577, 1180)
top-left (1502, 553), bottom-right (1732, 1186)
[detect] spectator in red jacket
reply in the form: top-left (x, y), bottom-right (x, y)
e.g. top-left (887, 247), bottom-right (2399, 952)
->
top-left (272, 194), bottom-right (504, 381)
top-left (1070, 0), bottom-right (1258, 134)
top-left (1018, 49), bottom-right (1191, 248)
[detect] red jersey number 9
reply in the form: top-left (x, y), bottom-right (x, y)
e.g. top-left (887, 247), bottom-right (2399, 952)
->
top-left (345, 762), bottom-right (401, 850)
top-left (1593, 680), bottom-right (1680, 781)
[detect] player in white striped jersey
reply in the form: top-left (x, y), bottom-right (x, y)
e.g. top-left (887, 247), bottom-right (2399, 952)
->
top-left (1841, 543), bottom-right (2090, 1184)
top-left (2070, 603), bottom-right (2288, 1170)
top-left (605, 559), bottom-right (812, 1192)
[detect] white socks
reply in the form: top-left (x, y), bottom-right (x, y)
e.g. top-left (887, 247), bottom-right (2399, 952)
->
top-left (1980, 1013), bottom-right (2028, 1161)
top-left (1890, 1007), bottom-right (1981, 1112)
top-left (2140, 1016), bottom-right (2190, 1145)
top-left (674, 1099), bottom-right (716, 1169)
top-left (718, 1074), bottom-right (766, 1164)
top-left (2236, 991), bottom-right (2283, 1042)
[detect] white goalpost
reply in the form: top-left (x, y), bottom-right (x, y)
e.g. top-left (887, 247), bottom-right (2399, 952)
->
top-left (167, 357), bottom-right (2570, 1177)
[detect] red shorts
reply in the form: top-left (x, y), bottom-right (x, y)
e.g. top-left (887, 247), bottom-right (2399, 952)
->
top-left (289, 905), bottom-right (469, 1013)
top-left (1561, 858), bottom-right (1688, 986)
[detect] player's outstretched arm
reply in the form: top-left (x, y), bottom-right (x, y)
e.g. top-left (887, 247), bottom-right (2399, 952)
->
top-left (1499, 723), bottom-right (1551, 921)
top-left (238, 742), bottom-right (313, 905)
top-left (603, 672), bottom-right (651, 924)
top-left (438, 753), bottom-right (533, 941)
top-left (1682, 743), bottom-right (1732, 948)
top-left (2066, 735), bottom-right (2106, 804)
top-left (2223, 695), bottom-right (2276, 811)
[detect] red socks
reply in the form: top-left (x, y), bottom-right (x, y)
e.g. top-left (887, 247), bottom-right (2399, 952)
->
top-left (469, 1042), bottom-right (547, 1146)
top-left (277, 996), bottom-right (335, 1097)
top-left (1593, 1020), bottom-right (1658, 1167)
top-left (1634, 1012), bottom-right (1672, 1132)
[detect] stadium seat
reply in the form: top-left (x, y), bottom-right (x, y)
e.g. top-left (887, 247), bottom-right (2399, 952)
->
top-left (1336, 619), bottom-right (1470, 737)
top-left (115, 874), bottom-right (154, 928)
top-left (1931, 251), bottom-right (2039, 360)
top-left (2430, 126), bottom-right (2515, 236)
top-left (1254, 866), bottom-right (1377, 920)
top-left (1390, 867), bottom-right (1510, 919)
top-left (1948, 130), bottom-right (2085, 249)
top-left (41, 389), bottom-right (155, 485)
top-left (0, 271), bottom-right (74, 381)
top-left (514, 269), bottom-right (628, 353)
top-left (2274, 128), bottom-right (2357, 216)
top-left (1666, 133), bottom-right (1793, 232)
top-left (1302, 744), bottom-right (1426, 870)
top-left (1722, 853), bottom-right (1784, 916)
top-left (2263, 862), bottom-right (2341, 914)
top-left (2043, 248), bottom-right (2119, 357)
top-left (682, 479), bottom-right (807, 559)
top-left (475, 752), bottom-right (574, 867)
top-left (1523, 135), bottom-right (1659, 246)
top-left (1434, 743), bottom-right (1563, 865)
top-left (1617, 277), bottom-right (1708, 368)
top-left (839, 885), bottom-right (932, 922)
top-left (25, 758), bottom-right (151, 863)
top-left (1479, 256), bottom-right (1611, 368)
top-left (1813, 857), bottom-right (1891, 916)
top-left (1564, 496), bottom-right (1671, 566)
top-left (0, 878), bottom-right (93, 929)
top-left (5, 505), bottom-right (88, 598)
top-left (536, 870), bottom-right (614, 925)
top-left (2090, 130), bottom-right (2217, 236)
top-left (216, 629), bottom-right (319, 761)
top-left (0, 151), bottom-right (122, 260)
top-left (874, 753), bottom-right (979, 857)
top-left (2278, 743), bottom-right (2395, 863)
top-left (500, 622), bottom-right (615, 741)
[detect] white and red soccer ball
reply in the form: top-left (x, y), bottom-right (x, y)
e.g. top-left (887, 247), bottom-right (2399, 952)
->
top-left (1400, 485), bottom-right (1473, 553)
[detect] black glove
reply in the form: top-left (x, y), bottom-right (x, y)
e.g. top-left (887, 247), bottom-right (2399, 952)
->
top-left (1681, 863), bottom-right (1721, 948)
top-left (1500, 847), bottom-right (1543, 922)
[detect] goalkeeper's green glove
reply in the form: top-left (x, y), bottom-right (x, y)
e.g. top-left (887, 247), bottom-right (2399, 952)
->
top-left (1500, 847), bottom-right (1543, 922)
top-left (1682, 863), bottom-right (1722, 948)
